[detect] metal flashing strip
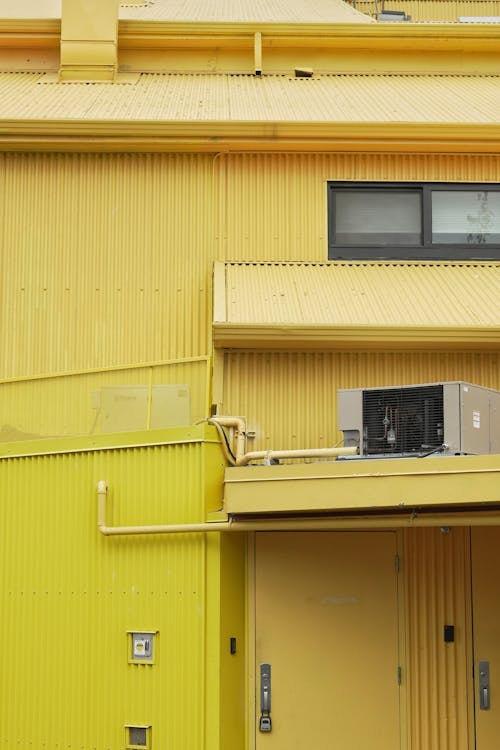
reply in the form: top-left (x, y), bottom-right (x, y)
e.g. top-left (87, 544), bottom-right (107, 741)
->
top-left (0, 423), bottom-right (219, 460)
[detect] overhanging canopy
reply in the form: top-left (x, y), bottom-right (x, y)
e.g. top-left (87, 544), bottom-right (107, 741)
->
top-left (213, 261), bottom-right (500, 349)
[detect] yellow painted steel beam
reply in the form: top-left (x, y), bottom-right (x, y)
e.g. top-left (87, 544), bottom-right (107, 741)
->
top-left (4, 121), bottom-right (500, 153)
top-left (213, 324), bottom-right (500, 350)
top-left (6, 18), bottom-right (500, 50)
top-left (224, 454), bottom-right (500, 515)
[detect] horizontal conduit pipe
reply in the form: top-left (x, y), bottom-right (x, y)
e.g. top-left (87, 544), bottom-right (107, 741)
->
top-left (97, 480), bottom-right (232, 536)
top-left (207, 416), bottom-right (357, 465)
top-left (96, 481), bottom-right (500, 536)
top-left (236, 446), bottom-right (358, 465)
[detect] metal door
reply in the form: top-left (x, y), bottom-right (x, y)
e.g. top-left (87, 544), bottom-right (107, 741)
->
top-left (255, 531), bottom-right (401, 749)
top-left (472, 527), bottom-right (500, 748)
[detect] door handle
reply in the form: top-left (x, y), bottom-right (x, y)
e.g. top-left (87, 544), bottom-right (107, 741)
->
top-left (479, 660), bottom-right (490, 710)
top-left (259, 663), bottom-right (272, 732)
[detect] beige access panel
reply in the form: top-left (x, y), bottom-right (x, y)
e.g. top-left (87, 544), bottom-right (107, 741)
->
top-left (254, 531), bottom-right (401, 749)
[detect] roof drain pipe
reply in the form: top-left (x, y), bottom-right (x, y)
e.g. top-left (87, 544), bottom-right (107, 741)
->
top-left (97, 480), bottom-right (233, 536)
top-left (207, 416), bottom-right (357, 466)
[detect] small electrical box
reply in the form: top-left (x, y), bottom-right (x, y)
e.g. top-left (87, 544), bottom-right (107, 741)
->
top-left (128, 631), bottom-right (157, 664)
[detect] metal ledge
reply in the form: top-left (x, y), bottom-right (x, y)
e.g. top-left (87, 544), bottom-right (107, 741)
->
top-left (223, 453), bottom-right (500, 515)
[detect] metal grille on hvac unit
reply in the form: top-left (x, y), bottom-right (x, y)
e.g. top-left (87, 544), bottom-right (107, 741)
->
top-left (362, 385), bottom-right (444, 456)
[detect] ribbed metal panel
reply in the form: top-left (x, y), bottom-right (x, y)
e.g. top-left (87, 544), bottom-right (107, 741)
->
top-left (216, 152), bottom-right (500, 261)
top-left (220, 261), bottom-right (500, 327)
top-left (0, 435), bottom-right (221, 749)
top-left (222, 350), bottom-right (500, 450)
top-left (0, 152), bottom-right (213, 377)
top-left (402, 527), bottom-right (472, 750)
top-left (4, 73), bottom-right (500, 122)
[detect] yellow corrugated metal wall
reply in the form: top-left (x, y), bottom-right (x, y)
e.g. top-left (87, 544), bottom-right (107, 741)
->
top-left (2, 149), bottom-right (499, 750)
top-left (2, 150), bottom-right (499, 381)
top-left (222, 350), bottom-right (500, 451)
top-left (0, 152), bottom-right (213, 378)
top-left (0, 428), bottom-right (243, 750)
top-left (215, 152), bottom-right (500, 261)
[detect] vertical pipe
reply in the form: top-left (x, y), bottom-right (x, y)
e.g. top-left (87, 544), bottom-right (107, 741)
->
top-left (254, 32), bottom-right (262, 76)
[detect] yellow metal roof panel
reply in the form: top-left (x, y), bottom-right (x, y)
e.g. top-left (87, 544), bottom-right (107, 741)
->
top-left (1, 0), bottom-right (372, 23)
top-left (213, 261), bottom-right (500, 348)
top-left (0, 0), bottom-right (60, 18)
top-left (120, 0), bottom-right (373, 22)
top-left (2, 72), bottom-right (500, 124)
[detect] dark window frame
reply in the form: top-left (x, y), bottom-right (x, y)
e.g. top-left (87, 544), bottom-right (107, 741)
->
top-left (327, 181), bottom-right (500, 260)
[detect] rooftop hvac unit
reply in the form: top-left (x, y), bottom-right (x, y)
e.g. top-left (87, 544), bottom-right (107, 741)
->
top-left (338, 382), bottom-right (500, 458)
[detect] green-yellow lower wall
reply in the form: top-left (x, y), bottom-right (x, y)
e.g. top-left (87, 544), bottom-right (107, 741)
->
top-left (0, 427), bottom-right (245, 750)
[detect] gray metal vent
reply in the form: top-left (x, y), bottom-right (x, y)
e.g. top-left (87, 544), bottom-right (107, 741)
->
top-left (130, 727), bottom-right (147, 745)
top-left (362, 384), bottom-right (444, 455)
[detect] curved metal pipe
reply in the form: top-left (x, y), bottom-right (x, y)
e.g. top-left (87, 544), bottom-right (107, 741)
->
top-left (97, 481), bottom-right (232, 535)
top-left (207, 416), bottom-right (357, 466)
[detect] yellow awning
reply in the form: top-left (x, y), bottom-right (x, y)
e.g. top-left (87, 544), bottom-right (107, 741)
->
top-left (213, 260), bottom-right (500, 349)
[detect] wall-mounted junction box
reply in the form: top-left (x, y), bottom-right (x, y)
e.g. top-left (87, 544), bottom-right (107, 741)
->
top-left (128, 631), bottom-right (157, 664)
top-left (338, 381), bottom-right (500, 458)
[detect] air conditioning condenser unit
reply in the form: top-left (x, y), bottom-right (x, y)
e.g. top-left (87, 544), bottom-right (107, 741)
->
top-left (338, 381), bottom-right (499, 458)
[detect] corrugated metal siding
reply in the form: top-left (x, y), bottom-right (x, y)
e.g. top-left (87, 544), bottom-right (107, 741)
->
top-left (0, 152), bottom-right (213, 377)
top-left (3, 73), bottom-right (500, 123)
top-left (216, 152), bottom-right (500, 260)
top-left (0, 435), bottom-right (224, 749)
top-left (220, 261), bottom-right (500, 327)
top-left (2, 149), bottom-right (500, 428)
top-left (222, 350), bottom-right (500, 450)
top-left (402, 527), bottom-right (472, 750)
